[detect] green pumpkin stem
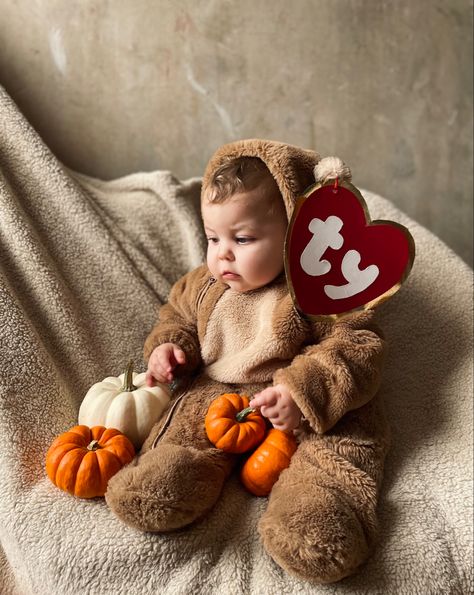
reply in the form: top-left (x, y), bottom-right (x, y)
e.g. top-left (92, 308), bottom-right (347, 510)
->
top-left (87, 440), bottom-right (101, 451)
top-left (235, 406), bottom-right (256, 422)
top-left (122, 360), bottom-right (137, 392)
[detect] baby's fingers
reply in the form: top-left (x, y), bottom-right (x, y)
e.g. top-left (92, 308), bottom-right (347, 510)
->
top-left (145, 370), bottom-right (158, 387)
top-left (147, 366), bottom-right (171, 385)
top-left (249, 389), bottom-right (277, 409)
top-left (172, 347), bottom-right (186, 366)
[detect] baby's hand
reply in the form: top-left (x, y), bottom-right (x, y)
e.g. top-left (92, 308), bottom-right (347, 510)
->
top-left (249, 384), bottom-right (302, 432)
top-left (146, 343), bottom-right (186, 386)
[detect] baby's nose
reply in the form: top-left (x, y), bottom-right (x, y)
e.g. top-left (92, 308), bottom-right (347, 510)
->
top-left (218, 244), bottom-right (234, 260)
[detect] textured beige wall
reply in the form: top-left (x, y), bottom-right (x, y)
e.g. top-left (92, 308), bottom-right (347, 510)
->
top-left (1, 0), bottom-right (472, 265)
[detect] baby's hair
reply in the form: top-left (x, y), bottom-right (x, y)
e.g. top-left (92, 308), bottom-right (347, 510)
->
top-left (203, 156), bottom-right (277, 203)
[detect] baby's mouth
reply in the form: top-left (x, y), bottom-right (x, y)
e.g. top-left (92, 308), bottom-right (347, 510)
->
top-left (222, 271), bottom-right (240, 279)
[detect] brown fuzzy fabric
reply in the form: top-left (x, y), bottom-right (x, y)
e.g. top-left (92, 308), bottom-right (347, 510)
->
top-left (106, 139), bottom-right (390, 583)
top-left (260, 398), bottom-right (390, 583)
top-left (105, 374), bottom-right (239, 532)
top-left (202, 138), bottom-right (320, 218)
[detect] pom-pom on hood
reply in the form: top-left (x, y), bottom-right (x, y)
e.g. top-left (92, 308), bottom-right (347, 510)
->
top-left (313, 156), bottom-right (352, 185)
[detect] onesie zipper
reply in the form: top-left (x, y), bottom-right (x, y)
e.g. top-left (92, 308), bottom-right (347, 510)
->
top-left (150, 392), bottom-right (186, 449)
top-left (151, 377), bottom-right (196, 449)
top-left (196, 276), bottom-right (216, 311)
top-left (151, 276), bottom-right (216, 449)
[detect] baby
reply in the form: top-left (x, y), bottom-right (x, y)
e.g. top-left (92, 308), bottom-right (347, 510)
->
top-left (146, 156), bottom-right (302, 432)
top-left (106, 139), bottom-right (390, 584)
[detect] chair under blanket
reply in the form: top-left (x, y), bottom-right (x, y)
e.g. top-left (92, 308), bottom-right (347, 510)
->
top-left (0, 85), bottom-right (472, 595)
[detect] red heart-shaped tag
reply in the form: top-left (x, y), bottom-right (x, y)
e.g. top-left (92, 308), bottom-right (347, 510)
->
top-left (285, 182), bottom-right (415, 318)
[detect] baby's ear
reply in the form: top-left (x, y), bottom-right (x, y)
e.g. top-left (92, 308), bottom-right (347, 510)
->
top-left (314, 157), bottom-right (352, 184)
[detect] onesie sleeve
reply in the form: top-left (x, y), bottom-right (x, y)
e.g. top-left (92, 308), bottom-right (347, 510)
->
top-left (143, 266), bottom-right (207, 375)
top-left (273, 310), bottom-right (386, 434)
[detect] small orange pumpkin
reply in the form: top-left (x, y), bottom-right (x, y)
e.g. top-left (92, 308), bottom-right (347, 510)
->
top-left (45, 425), bottom-right (135, 498)
top-left (240, 428), bottom-right (298, 496)
top-left (205, 393), bottom-right (266, 454)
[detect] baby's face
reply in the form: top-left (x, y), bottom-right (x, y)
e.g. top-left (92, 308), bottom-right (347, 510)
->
top-left (202, 185), bottom-right (288, 293)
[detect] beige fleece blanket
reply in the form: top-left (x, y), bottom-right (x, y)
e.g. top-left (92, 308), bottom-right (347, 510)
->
top-left (1, 84), bottom-right (472, 595)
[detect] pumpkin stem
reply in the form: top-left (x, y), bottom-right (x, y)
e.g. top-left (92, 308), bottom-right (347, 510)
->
top-left (235, 406), bottom-right (256, 423)
top-left (87, 440), bottom-right (101, 451)
top-left (122, 360), bottom-right (137, 392)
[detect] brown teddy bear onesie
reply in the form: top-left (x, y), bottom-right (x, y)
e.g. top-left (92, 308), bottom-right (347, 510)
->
top-left (106, 139), bottom-right (390, 584)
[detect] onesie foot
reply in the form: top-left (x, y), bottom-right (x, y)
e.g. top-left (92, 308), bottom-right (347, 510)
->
top-left (105, 443), bottom-right (232, 532)
top-left (259, 481), bottom-right (371, 583)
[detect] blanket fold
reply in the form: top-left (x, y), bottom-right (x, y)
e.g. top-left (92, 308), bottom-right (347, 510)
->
top-left (0, 84), bottom-right (472, 594)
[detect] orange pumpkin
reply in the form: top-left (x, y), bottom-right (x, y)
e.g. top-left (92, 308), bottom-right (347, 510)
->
top-left (45, 425), bottom-right (135, 498)
top-left (205, 393), bottom-right (266, 454)
top-left (240, 428), bottom-right (298, 496)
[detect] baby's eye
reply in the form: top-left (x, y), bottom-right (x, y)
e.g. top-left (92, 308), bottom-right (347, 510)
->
top-left (235, 237), bottom-right (255, 244)
top-left (206, 237), bottom-right (218, 244)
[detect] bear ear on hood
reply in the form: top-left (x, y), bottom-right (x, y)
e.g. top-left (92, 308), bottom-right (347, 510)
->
top-left (201, 139), bottom-right (321, 220)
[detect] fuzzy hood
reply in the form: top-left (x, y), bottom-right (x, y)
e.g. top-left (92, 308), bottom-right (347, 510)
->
top-left (201, 139), bottom-right (321, 220)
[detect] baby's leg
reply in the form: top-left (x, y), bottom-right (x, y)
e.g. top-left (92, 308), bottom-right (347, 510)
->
top-left (258, 398), bottom-right (390, 583)
top-left (105, 375), bottom-right (237, 532)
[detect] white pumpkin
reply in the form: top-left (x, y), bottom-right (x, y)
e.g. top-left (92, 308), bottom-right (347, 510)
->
top-left (78, 361), bottom-right (171, 449)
